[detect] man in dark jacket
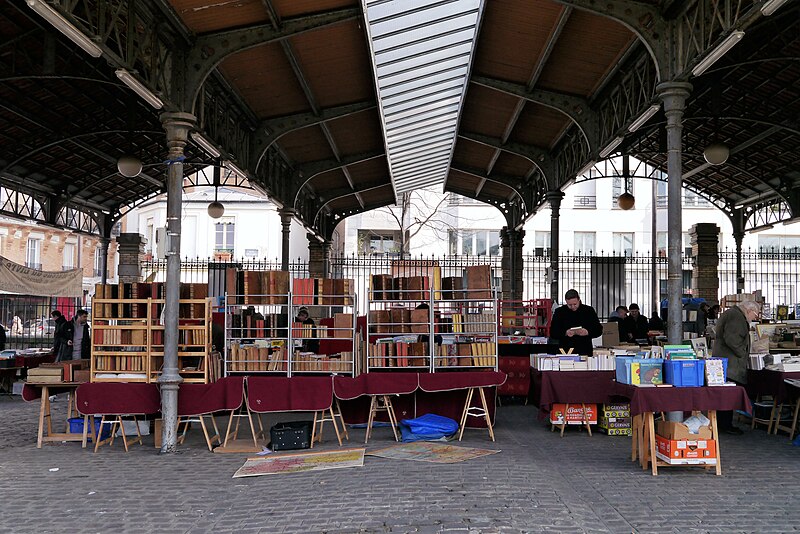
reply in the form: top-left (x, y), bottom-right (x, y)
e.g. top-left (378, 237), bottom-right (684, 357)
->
top-left (550, 289), bottom-right (603, 355)
top-left (51, 310), bottom-right (69, 361)
top-left (623, 303), bottom-right (650, 342)
top-left (608, 306), bottom-right (630, 342)
top-left (712, 300), bottom-right (761, 434)
top-left (59, 310), bottom-right (91, 361)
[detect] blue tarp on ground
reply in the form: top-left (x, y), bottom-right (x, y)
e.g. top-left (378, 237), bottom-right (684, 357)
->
top-left (399, 413), bottom-right (459, 442)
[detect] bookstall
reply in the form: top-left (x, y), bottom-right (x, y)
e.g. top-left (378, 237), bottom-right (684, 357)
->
top-left (366, 265), bottom-right (498, 373)
top-left (91, 282), bottom-right (215, 383)
top-left (223, 272), bottom-right (359, 377)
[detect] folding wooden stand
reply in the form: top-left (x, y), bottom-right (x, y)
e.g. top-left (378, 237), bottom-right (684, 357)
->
top-left (177, 414), bottom-right (222, 451)
top-left (364, 395), bottom-right (399, 443)
top-left (458, 386), bottom-right (495, 442)
top-left (632, 411), bottom-right (722, 476)
top-left (92, 414), bottom-right (144, 452)
top-left (223, 390), bottom-right (263, 448)
top-left (32, 383), bottom-right (86, 448)
top-left (312, 399), bottom-right (348, 447)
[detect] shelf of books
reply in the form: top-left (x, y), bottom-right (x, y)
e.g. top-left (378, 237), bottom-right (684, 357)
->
top-left (91, 282), bottom-right (213, 383)
top-left (497, 299), bottom-right (553, 341)
top-left (224, 276), bottom-right (359, 377)
top-left (366, 273), bottom-right (434, 372)
top-left (433, 287), bottom-right (498, 371)
top-left (366, 266), bottom-right (498, 372)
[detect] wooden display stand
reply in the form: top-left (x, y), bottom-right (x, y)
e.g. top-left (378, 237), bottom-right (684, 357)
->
top-left (91, 293), bottom-right (213, 384)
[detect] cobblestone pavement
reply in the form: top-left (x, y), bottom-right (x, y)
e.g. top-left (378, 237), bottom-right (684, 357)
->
top-left (1, 395), bottom-right (798, 534)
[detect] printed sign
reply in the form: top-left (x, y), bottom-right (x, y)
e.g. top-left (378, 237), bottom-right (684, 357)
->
top-left (0, 256), bottom-right (83, 297)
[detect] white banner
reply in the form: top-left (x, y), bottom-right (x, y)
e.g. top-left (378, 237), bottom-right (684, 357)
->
top-left (0, 257), bottom-right (83, 297)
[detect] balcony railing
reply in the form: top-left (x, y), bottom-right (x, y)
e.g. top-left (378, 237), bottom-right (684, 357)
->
top-left (573, 195), bottom-right (597, 209)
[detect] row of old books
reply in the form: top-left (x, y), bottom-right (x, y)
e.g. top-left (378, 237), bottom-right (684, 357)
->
top-left (94, 282), bottom-right (208, 319)
top-left (368, 341), bottom-right (429, 367)
top-left (443, 265), bottom-right (493, 300)
top-left (228, 343), bottom-right (287, 372)
top-left (291, 278), bottom-right (355, 306)
top-left (94, 355), bottom-right (146, 372)
top-left (370, 275), bottom-right (431, 301)
top-left (447, 312), bottom-right (496, 334)
top-left (292, 352), bottom-right (352, 372)
top-left (230, 310), bottom-right (284, 339)
top-left (368, 308), bottom-right (430, 334)
top-left (435, 343), bottom-right (496, 367)
top-left (93, 323), bottom-right (147, 346)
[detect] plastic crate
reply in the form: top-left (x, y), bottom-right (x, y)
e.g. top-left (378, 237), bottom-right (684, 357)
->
top-left (269, 421), bottom-right (311, 451)
top-left (664, 359), bottom-right (706, 387)
top-left (68, 417), bottom-right (112, 442)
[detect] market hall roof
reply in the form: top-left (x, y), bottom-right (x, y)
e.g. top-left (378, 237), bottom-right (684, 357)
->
top-left (0, 0), bottom-right (798, 238)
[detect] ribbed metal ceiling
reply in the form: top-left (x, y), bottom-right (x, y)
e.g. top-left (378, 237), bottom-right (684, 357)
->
top-left (362, 0), bottom-right (485, 195)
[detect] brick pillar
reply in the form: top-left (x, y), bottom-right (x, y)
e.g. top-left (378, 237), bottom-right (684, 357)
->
top-left (115, 233), bottom-right (146, 284)
top-left (501, 228), bottom-right (524, 302)
top-left (689, 223), bottom-right (720, 304)
top-left (308, 235), bottom-right (331, 278)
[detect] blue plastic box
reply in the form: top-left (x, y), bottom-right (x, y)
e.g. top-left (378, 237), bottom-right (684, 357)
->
top-left (664, 359), bottom-right (706, 387)
top-left (68, 417), bottom-right (112, 442)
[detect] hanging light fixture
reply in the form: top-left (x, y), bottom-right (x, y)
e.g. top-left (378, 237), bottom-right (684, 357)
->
top-left (207, 164), bottom-right (225, 218)
top-left (703, 83), bottom-right (729, 166)
top-left (617, 155), bottom-right (635, 210)
top-left (117, 155), bottom-right (142, 177)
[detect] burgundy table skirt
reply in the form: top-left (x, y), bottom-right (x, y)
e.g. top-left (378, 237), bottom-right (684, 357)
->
top-left (611, 382), bottom-right (752, 417)
top-left (247, 376), bottom-right (334, 413)
top-left (75, 383), bottom-right (161, 416)
top-left (531, 370), bottom-right (619, 419)
top-left (746, 369), bottom-right (800, 404)
top-left (179, 376), bottom-right (245, 416)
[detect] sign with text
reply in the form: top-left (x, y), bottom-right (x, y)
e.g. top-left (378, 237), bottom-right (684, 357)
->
top-left (0, 257), bottom-right (83, 297)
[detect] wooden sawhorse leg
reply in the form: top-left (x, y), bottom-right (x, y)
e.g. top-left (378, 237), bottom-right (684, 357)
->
top-left (458, 387), bottom-right (495, 442)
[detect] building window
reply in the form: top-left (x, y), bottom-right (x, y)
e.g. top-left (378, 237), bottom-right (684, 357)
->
top-left (683, 189), bottom-right (710, 208)
top-left (26, 238), bottom-right (41, 269)
top-left (63, 242), bottom-right (76, 270)
top-left (94, 246), bottom-right (103, 277)
top-left (358, 229), bottom-right (400, 256)
top-left (758, 235), bottom-right (800, 256)
top-left (573, 232), bottom-right (595, 254)
top-left (214, 217), bottom-right (235, 253)
top-left (145, 218), bottom-right (154, 254)
top-left (448, 230), bottom-right (500, 256)
top-left (657, 232), bottom-right (692, 257)
top-left (573, 180), bottom-right (597, 209)
top-left (534, 231), bottom-right (551, 256)
top-left (612, 232), bottom-right (634, 256)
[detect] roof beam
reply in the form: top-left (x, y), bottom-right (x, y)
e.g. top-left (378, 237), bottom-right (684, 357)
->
top-left (292, 150), bottom-right (385, 207)
top-left (471, 75), bottom-right (598, 151)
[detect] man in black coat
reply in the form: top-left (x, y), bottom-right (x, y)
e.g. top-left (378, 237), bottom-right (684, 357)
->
top-left (51, 310), bottom-right (69, 360)
top-left (550, 289), bottom-right (603, 356)
top-left (59, 310), bottom-right (91, 361)
top-left (623, 303), bottom-right (650, 342)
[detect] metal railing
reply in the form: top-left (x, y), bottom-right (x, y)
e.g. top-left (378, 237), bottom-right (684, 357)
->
top-left (136, 248), bottom-right (800, 319)
top-left (0, 296), bottom-right (84, 350)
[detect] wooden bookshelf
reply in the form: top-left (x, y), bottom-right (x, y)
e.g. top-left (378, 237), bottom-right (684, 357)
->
top-left (91, 287), bottom-right (213, 383)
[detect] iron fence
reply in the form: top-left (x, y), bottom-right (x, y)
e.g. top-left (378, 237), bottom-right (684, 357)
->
top-left (135, 249), bottom-right (800, 319)
top-left (0, 295), bottom-right (84, 350)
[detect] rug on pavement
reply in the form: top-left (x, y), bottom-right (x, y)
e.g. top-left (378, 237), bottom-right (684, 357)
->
top-left (232, 448), bottom-right (365, 478)
top-left (366, 442), bottom-right (500, 463)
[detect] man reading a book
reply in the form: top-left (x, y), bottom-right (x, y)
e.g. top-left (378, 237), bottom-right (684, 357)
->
top-left (550, 289), bottom-right (603, 356)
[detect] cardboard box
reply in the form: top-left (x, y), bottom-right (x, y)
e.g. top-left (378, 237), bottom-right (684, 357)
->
top-left (600, 322), bottom-right (620, 347)
top-left (550, 403), bottom-right (597, 425)
top-left (598, 427), bottom-right (632, 436)
top-left (656, 435), bottom-right (716, 460)
top-left (656, 420), bottom-right (712, 440)
top-left (599, 416), bottom-right (631, 429)
top-left (602, 403), bottom-right (630, 418)
top-left (655, 450), bottom-right (717, 465)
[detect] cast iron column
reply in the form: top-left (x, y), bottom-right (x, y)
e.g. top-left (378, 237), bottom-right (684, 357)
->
top-left (278, 208), bottom-right (295, 271)
top-left (98, 237), bottom-right (110, 285)
top-left (159, 111), bottom-right (195, 453)
top-left (657, 82), bottom-right (692, 344)
top-left (732, 208), bottom-right (745, 293)
top-left (546, 190), bottom-right (564, 303)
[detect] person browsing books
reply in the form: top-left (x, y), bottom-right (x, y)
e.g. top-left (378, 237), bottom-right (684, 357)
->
top-left (294, 307), bottom-right (319, 353)
top-left (549, 289), bottom-right (603, 356)
top-left (623, 303), bottom-right (650, 342)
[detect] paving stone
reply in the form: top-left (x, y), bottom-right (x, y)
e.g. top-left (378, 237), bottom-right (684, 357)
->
top-left (2, 398), bottom-right (799, 533)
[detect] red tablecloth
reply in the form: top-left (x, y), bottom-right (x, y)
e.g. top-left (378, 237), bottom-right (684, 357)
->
top-left (75, 383), bottom-right (161, 415)
top-left (746, 369), bottom-right (800, 404)
top-left (418, 371), bottom-right (506, 392)
top-left (531, 370), bottom-right (617, 412)
top-left (178, 376), bottom-right (245, 416)
top-left (611, 382), bottom-right (752, 416)
top-left (246, 375), bottom-right (333, 413)
top-left (333, 372), bottom-right (419, 400)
